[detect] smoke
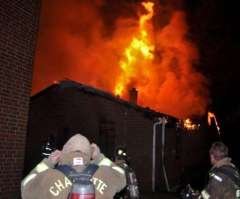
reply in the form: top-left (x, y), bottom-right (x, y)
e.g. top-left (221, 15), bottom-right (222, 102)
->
top-left (34, 0), bottom-right (115, 90)
top-left (137, 11), bottom-right (210, 118)
top-left (33, 0), bottom-right (210, 118)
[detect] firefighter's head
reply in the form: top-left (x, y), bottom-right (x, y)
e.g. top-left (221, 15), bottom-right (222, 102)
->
top-left (115, 147), bottom-right (128, 162)
top-left (41, 135), bottom-right (56, 158)
top-left (209, 142), bottom-right (229, 165)
top-left (61, 134), bottom-right (92, 164)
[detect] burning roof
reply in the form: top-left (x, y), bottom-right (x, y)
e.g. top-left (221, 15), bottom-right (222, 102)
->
top-left (32, 80), bottom-right (178, 123)
top-left (32, 0), bottom-right (210, 119)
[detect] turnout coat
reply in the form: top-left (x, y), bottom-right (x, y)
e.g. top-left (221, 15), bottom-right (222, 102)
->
top-left (200, 158), bottom-right (240, 199)
top-left (21, 152), bottom-right (126, 199)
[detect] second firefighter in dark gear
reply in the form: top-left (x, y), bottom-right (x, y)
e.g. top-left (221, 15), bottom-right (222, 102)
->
top-left (41, 135), bottom-right (56, 158)
top-left (114, 147), bottom-right (140, 199)
top-left (199, 142), bottom-right (240, 199)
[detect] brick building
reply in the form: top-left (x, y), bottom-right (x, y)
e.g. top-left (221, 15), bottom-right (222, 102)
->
top-left (25, 80), bottom-right (212, 193)
top-left (0, 1), bottom-right (41, 198)
top-left (0, 1), bottom-right (218, 198)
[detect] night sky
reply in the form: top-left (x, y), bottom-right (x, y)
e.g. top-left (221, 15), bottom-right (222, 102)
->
top-left (185, 0), bottom-right (240, 165)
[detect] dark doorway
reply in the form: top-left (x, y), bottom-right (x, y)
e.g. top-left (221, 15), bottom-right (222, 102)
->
top-left (99, 120), bottom-right (116, 159)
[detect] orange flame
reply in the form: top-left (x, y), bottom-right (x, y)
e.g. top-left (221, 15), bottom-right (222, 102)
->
top-left (208, 111), bottom-right (216, 126)
top-left (32, 0), bottom-right (210, 119)
top-left (183, 118), bottom-right (200, 131)
top-left (114, 1), bottom-right (155, 96)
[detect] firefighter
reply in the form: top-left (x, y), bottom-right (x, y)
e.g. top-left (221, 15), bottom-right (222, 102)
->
top-left (114, 147), bottom-right (140, 199)
top-left (41, 135), bottom-right (56, 158)
top-left (21, 134), bottom-right (126, 199)
top-left (199, 142), bottom-right (240, 199)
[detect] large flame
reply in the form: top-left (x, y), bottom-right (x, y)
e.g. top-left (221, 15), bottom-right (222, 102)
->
top-left (32, 0), bottom-right (210, 118)
top-left (114, 2), bottom-right (154, 96)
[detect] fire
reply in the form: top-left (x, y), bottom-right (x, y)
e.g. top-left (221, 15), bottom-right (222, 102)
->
top-left (114, 1), bottom-right (155, 96)
top-left (140, 2), bottom-right (154, 28)
top-left (207, 111), bottom-right (221, 136)
top-left (183, 118), bottom-right (200, 131)
top-left (32, 0), bottom-right (210, 119)
top-left (207, 111), bottom-right (215, 126)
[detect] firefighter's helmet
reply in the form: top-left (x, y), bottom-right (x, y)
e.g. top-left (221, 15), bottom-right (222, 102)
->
top-left (115, 147), bottom-right (128, 162)
top-left (41, 135), bottom-right (56, 158)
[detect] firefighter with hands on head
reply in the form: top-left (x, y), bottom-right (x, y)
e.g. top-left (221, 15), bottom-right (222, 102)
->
top-left (198, 142), bottom-right (240, 199)
top-left (21, 133), bottom-right (126, 199)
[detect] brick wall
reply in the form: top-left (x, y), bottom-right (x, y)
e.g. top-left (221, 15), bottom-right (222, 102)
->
top-left (0, 1), bottom-right (41, 198)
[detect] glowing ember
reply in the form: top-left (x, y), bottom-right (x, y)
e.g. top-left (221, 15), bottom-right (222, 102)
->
top-left (114, 1), bottom-right (155, 96)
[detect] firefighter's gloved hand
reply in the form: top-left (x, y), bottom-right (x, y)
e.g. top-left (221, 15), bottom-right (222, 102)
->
top-left (48, 150), bottom-right (62, 166)
top-left (91, 143), bottom-right (101, 161)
